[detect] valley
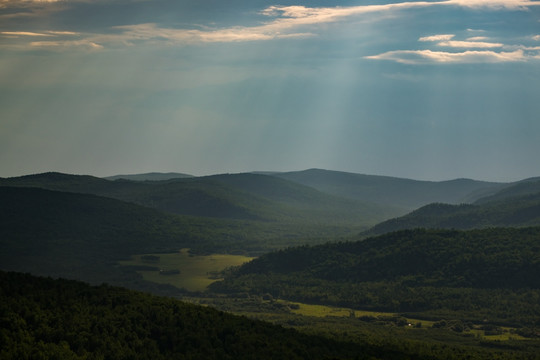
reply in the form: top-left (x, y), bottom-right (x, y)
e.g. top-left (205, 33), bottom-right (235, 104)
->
top-left (2, 169), bottom-right (540, 359)
top-left (119, 249), bottom-right (254, 292)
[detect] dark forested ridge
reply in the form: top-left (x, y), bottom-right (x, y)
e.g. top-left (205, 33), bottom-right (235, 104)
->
top-left (212, 228), bottom-right (540, 325)
top-left (0, 271), bottom-right (383, 360)
top-left (364, 192), bottom-right (540, 236)
top-left (0, 186), bottom-right (200, 289)
top-left (0, 186), bottom-right (295, 290)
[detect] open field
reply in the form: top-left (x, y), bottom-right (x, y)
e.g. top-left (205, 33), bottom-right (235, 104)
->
top-left (119, 249), bottom-right (254, 292)
top-left (119, 249), bottom-right (533, 345)
top-left (187, 296), bottom-right (531, 343)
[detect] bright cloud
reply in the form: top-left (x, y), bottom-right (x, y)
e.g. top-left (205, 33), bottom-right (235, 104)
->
top-left (467, 36), bottom-right (488, 41)
top-left (1, 30), bottom-right (77, 36)
top-left (419, 34), bottom-right (455, 41)
top-left (30, 40), bottom-right (103, 50)
top-left (534, 35), bottom-right (540, 40)
top-left (1, 31), bottom-right (50, 36)
top-left (365, 49), bottom-right (527, 64)
top-left (75, 1), bottom-right (540, 47)
top-left (0, 0), bottom-right (61, 9)
top-left (445, 0), bottom-right (540, 9)
top-left (107, 23), bottom-right (313, 45)
top-left (3, 0), bottom-right (540, 50)
top-left (437, 40), bottom-right (504, 48)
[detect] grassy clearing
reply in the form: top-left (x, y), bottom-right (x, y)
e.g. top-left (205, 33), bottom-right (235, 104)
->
top-left (279, 300), bottom-right (435, 327)
top-left (119, 249), bottom-right (254, 292)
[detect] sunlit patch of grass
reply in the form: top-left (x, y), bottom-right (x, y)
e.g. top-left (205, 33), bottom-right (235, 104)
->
top-left (282, 300), bottom-right (388, 319)
top-left (119, 249), bottom-right (254, 292)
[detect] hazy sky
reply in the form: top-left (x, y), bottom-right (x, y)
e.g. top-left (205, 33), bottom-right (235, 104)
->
top-left (1, 0), bottom-right (539, 181)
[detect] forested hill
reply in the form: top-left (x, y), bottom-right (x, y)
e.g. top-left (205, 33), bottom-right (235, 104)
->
top-left (0, 172), bottom-right (399, 226)
top-left (0, 271), bottom-right (379, 360)
top-left (273, 169), bottom-right (504, 209)
top-left (233, 227), bottom-right (540, 289)
top-left (363, 192), bottom-right (540, 236)
top-left (0, 186), bottom-right (202, 287)
top-left (1, 186), bottom-right (292, 290)
top-left (212, 227), bottom-right (540, 325)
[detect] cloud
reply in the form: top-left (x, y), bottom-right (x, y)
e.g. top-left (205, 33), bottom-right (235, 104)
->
top-left (365, 49), bottom-right (527, 64)
top-left (107, 23), bottom-right (313, 45)
top-left (1, 31), bottom-right (50, 36)
top-left (534, 35), bottom-right (540, 41)
top-left (437, 40), bottom-right (504, 48)
top-left (1, 30), bottom-right (78, 37)
top-left (373, 29), bottom-right (534, 64)
top-left (72, 1), bottom-right (540, 47)
top-left (467, 36), bottom-right (488, 41)
top-left (0, 0), bottom-right (63, 10)
top-left (419, 34), bottom-right (455, 41)
top-left (3, 0), bottom-right (540, 50)
top-left (445, 0), bottom-right (540, 10)
top-left (30, 39), bottom-right (103, 50)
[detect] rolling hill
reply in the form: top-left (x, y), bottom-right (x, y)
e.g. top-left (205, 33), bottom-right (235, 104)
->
top-left (273, 169), bottom-right (505, 209)
top-left (363, 181), bottom-right (540, 236)
top-left (0, 171), bottom-right (402, 227)
top-left (474, 178), bottom-right (540, 204)
top-left (0, 186), bottom-right (220, 288)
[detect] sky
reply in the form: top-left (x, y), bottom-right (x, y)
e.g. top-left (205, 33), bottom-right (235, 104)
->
top-left (1, 0), bottom-right (539, 182)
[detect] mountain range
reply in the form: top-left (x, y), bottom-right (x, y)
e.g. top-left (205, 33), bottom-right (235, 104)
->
top-left (2, 168), bottom-right (540, 359)
top-left (2, 168), bottom-right (540, 291)
top-left (0, 171), bottom-right (398, 226)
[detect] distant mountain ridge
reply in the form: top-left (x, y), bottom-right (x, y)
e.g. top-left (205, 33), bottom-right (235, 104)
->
top-left (363, 180), bottom-right (540, 236)
top-left (0, 171), bottom-right (402, 227)
top-left (273, 169), bottom-right (505, 209)
top-left (474, 178), bottom-right (540, 204)
top-left (105, 172), bottom-right (194, 181)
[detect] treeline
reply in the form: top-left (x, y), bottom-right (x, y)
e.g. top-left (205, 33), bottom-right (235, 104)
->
top-left (211, 228), bottom-right (540, 326)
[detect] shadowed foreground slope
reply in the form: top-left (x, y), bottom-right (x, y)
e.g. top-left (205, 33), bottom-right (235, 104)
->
top-left (0, 271), bottom-right (376, 360)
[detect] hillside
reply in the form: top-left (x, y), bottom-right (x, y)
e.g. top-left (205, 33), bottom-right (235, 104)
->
top-left (474, 179), bottom-right (540, 204)
top-left (0, 172), bottom-right (399, 227)
top-left (274, 169), bottom-right (504, 209)
top-left (211, 227), bottom-right (540, 326)
top-left (0, 186), bottom-right (232, 288)
top-left (0, 271), bottom-right (375, 360)
top-left (0, 186), bottom-right (311, 287)
top-left (364, 192), bottom-right (540, 236)
top-left (1, 185), bottom-right (390, 292)
top-left (0, 172), bottom-right (266, 220)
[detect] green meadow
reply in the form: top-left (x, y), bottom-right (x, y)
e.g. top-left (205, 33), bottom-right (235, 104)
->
top-left (119, 249), bottom-right (254, 292)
